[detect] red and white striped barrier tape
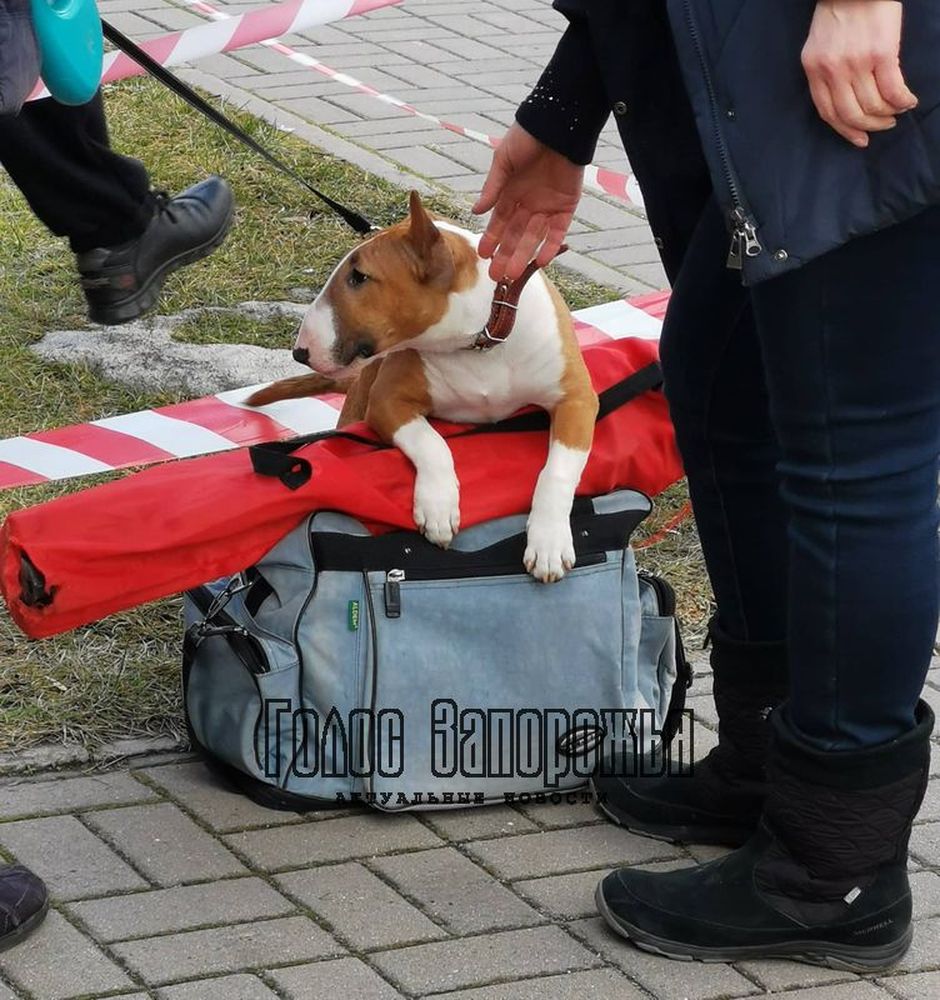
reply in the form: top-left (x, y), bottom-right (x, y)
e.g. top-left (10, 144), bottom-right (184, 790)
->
top-left (27, 0), bottom-right (401, 102)
top-left (186, 0), bottom-right (645, 210)
top-left (0, 294), bottom-right (667, 491)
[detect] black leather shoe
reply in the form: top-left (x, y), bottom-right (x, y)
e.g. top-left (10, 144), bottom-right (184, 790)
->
top-left (77, 176), bottom-right (234, 325)
top-left (591, 617), bottom-right (787, 846)
top-left (596, 700), bottom-right (934, 972)
top-left (0, 865), bottom-right (49, 952)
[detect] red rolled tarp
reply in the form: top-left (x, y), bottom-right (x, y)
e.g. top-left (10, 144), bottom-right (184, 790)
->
top-left (1, 338), bottom-right (682, 638)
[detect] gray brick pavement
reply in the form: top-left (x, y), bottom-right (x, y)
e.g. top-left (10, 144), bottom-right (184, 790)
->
top-left (84, 802), bottom-right (247, 885)
top-left (111, 916), bottom-right (341, 985)
top-left (224, 813), bottom-right (443, 870)
top-left (0, 772), bottom-right (156, 821)
top-left (910, 870), bottom-right (940, 919)
top-left (275, 863), bottom-right (446, 950)
top-left (0, 911), bottom-right (135, 999)
top-left (571, 916), bottom-right (764, 1000)
top-left (267, 958), bottom-right (401, 1000)
top-left (371, 847), bottom-right (544, 935)
top-left (156, 975), bottom-right (279, 1000)
top-left (885, 971), bottom-right (940, 1000)
top-left (422, 804), bottom-right (536, 842)
top-left (67, 876), bottom-right (295, 942)
top-left (0, 815), bottom-right (147, 901)
top-left (910, 822), bottom-right (940, 867)
top-left (369, 926), bottom-right (600, 995)
top-left (465, 823), bottom-right (682, 880)
top-left (433, 969), bottom-right (648, 1000)
top-left (0, 721), bottom-right (937, 997)
top-left (135, 760), bottom-right (307, 832)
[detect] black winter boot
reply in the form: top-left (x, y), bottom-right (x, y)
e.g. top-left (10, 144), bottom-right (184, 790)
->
top-left (591, 617), bottom-right (787, 845)
top-left (0, 865), bottom-right (49, 952)
top-left (596, 700), bottom-right (934, 972)
top-left (76, 176), bottom-right (234, 325)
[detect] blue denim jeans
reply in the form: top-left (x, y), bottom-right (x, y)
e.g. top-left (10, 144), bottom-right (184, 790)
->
top-left (660, 197), bottom-right (940, 749)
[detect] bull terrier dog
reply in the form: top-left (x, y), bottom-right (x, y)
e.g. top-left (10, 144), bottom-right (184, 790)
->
top-left (248, 192), bottom-right (598, 582)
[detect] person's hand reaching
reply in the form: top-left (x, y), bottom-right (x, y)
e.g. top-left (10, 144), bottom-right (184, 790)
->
top-left (472, 123), bottom-right (584, 281)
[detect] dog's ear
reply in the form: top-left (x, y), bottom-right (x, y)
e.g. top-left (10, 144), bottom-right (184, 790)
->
top-left (406, 190), bottom-right (453, 286)
top-left (407, 190), bottom-right (440, 258)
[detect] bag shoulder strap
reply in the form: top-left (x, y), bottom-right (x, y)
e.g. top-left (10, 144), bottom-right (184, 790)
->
top-left (250, 360), bottom-right (663, 490)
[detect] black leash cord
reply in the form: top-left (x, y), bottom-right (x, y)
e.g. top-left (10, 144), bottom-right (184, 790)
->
top-left (101, 19), bottom-right (376, 236)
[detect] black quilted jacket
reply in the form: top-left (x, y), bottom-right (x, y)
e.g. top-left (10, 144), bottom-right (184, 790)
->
top-left (517, 0), bottom-right (940, 285)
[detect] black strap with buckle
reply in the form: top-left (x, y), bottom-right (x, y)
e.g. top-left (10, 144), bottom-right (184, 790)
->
top-left (247, 361), bottom-right (663, 490)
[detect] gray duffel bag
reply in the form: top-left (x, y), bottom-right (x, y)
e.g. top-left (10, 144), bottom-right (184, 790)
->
top-left (182, 488), bottom-right (690, 812)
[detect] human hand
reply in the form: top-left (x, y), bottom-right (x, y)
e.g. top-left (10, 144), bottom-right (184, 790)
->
top-left (472, 123), bottom-right (584, 281)
top-left (801, 0), bottom-right (917, 148)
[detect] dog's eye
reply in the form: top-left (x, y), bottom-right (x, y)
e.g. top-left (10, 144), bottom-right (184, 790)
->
top-left (348, 268), bottom-right (369, 288)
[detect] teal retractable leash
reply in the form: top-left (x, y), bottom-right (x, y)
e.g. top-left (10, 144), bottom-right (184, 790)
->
top-left (28, 1), bottom-right (376, 235)
top-left (30, 0), bottom-right (104, 106)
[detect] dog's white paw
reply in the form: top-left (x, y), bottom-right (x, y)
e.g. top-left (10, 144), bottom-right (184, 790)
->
top-left (414, 475), bottom-right (461, 548)
top-left (524, 517), bottom-right (576, 583)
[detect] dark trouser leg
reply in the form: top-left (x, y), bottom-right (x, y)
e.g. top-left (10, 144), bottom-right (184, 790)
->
top-left (593, 197), bottom-right (789, 846)
top-left (751, 206), bottom-right (940, 749)
top-left (659, 197), bottom-right (789, 642)
top-left (598, 206), bottom-right (937, 970)
top-left (0, 93), bottom-right (152, 252)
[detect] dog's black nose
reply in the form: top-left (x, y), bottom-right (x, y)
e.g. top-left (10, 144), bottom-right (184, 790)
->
top-left (293, 346), bottom-right (310, 365)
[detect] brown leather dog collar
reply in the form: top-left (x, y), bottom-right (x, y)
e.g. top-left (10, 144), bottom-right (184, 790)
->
top-left (468, 245), bottom-right (567, 351)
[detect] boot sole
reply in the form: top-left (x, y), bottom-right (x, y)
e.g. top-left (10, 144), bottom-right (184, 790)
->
top-left (0, 897), bottom-right (50, 954)
top-left (590, 777), bottom-right (754, 848)
top-left (87, 205), bottom-right (235, 326)
top-left (595, 882), bottom-right (912, 973)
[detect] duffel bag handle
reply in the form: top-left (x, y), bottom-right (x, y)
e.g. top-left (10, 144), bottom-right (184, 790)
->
top-left (249, 430), bottom-right (381, 489)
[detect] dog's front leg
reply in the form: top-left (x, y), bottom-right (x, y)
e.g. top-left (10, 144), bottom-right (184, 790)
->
top-left (392, 417), bottom-right (461, 547)
top-left (366, 355), bottom-right (460, 548)
top-left (525, 396), bottom-right (598, 582)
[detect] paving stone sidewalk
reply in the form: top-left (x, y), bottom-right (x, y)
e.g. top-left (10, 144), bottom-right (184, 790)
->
top-left (0, 652), bottom-right (938, 999)
top-left (97, 0), bottom-right (666, 295)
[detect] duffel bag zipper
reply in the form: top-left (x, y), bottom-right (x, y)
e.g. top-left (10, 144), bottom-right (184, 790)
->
top-left (382, 552), bottom-right (607, 618)
top-left (681, 0), bottom-right (763, 271)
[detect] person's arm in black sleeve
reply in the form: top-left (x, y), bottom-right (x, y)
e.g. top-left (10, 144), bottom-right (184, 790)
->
top-left (514, 3), bottom-right (611, 166)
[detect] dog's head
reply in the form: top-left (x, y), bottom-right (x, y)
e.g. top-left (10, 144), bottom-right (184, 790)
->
top-left (293, 191), bottom-right (483, 375)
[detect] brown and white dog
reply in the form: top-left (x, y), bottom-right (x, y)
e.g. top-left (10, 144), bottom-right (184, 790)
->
top-left (248, 192), bottom-right (598, 582)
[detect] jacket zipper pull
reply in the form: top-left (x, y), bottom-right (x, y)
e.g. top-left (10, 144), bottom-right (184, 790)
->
top-left (727, 209), bottom-right (762, 271)
top-left (384, 569), bottom-right (404, 619)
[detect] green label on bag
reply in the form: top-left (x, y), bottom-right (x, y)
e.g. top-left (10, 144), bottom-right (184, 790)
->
top-left (348, 600), bottom-right (360, 632)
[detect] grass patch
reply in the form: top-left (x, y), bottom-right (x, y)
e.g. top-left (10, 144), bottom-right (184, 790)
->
top-left (0, 78), bottom-right (705, 755)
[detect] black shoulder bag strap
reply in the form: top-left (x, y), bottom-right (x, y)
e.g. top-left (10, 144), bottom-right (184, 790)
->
top-left (249, 360), bottom-right (663, 490)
